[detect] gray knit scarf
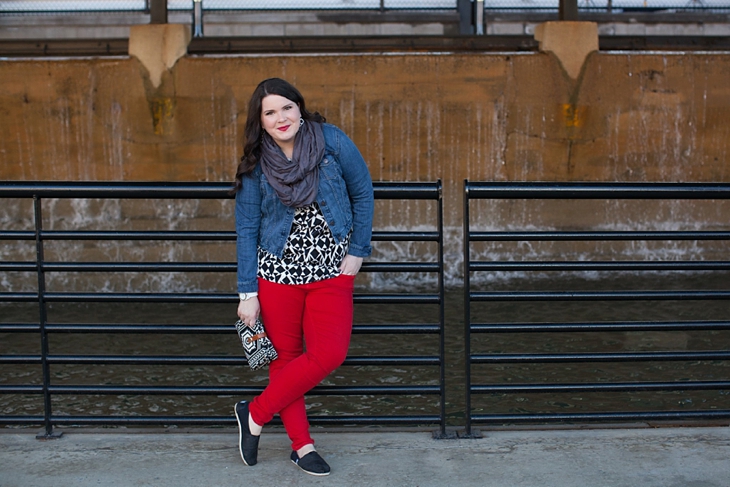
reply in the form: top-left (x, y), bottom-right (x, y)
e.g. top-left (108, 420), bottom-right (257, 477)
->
top-left (260, 120), bottom-right (325, 207)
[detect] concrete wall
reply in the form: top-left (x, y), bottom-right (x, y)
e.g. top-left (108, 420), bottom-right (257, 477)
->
top-left (1, 50), bottom-right (729, 288)
top-left (2, 52), bottom-right (728, 181)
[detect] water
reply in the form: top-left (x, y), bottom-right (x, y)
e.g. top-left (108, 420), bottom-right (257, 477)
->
top-left (2, 273), bottom-right (729, 427)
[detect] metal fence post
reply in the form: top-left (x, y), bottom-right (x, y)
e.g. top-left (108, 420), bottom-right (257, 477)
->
top-left (33, 196), bottom-right (61, 440)
top-left (193, 0), bottom-right (204, 37)
top-left (474, 0), bottom-right (485, 35)
top-left (463, 180), bottom-right (473, 437)
top-left (559, 0), bottom-right (579, 20)
top-left (457, 0), bottom-right (473, 34)
top-left (150, 0), bottom-right (168, 24)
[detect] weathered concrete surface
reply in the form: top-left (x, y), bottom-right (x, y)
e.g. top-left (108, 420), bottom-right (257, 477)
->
top-left (1, 52), bottom-right (729, 285)
top-left (2, 52), bottom-right (729, 185)
top-left (534, 21), bottom-right (598, 79)
top-left (1, 427), bottom-right (730, 487)
top-left (128, 24), bottom-right (191, 89)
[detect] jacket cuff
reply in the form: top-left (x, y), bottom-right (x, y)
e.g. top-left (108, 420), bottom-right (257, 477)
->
top-left (237, 279), bottom-right (259, 294)
top-left (348, 242), bottom-right (372, 258)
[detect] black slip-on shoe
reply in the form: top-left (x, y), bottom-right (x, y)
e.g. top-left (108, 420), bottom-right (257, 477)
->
top-left (290, 450), bottom-right (331, 476)
top-left (234, 401), bottom-right (260, 466)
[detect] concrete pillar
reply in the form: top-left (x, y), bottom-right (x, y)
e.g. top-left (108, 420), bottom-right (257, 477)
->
top-left (128, 24), bottom-right (191, 89)
top-left (533, 21), bottom-right (598, 79)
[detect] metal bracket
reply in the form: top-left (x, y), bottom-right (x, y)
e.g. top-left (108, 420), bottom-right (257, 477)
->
top-left (36, 429), bottom-right (64, 440)
top-left (432, 429), bottom-right (459, 440)
top-left (457, 428), bottom-right (483, 439)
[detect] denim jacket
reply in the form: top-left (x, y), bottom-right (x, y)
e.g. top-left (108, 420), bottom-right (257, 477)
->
top-left (236, 123), bottom-right (374, 293)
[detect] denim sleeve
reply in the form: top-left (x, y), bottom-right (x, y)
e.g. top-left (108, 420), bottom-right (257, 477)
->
top-left (336, 128), bottom-right (374, 258)
top-left (235, 174), bottom-right (261, 293)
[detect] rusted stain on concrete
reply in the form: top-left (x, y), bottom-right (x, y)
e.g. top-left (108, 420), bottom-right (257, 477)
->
top-left (1, 52), bottom-right (729, 289)
top-left (1, 52), bottom-right (729, 189)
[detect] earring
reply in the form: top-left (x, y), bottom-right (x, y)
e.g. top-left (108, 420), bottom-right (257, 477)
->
top-left (299, 118), bottom-right (304, 126)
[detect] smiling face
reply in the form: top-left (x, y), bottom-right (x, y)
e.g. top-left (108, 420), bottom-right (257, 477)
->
top-left (260, 94), bottom-right (302, 157)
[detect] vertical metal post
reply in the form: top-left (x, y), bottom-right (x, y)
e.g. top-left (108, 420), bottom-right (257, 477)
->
top-left (150, 0), bottom-right (168, 24)
top-left (434, 181), bottom-right (452, 438)
top-left (559, 0), bottom-right (579, 20)
top-left (380, 0), bottom-right (385, 13)
top-left (457, 0), bottom-right (473, 35)
top-left (474, 0), bottom-right (485, 35)
top-left (462, 181), bottom-right (472, 436)
top-left (193, 0), bottom-right (204, 37)
top-left (33, 196), bottom-right (61, 440)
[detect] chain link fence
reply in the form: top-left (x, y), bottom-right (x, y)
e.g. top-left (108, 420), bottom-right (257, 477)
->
top-left (484, 0), bottom-right (728, 12)
top-left (0, 0), bottom-right (146, 12)
top-left (0, 0), bottom-right (456, 13)
top-left (171, 0), bottom-right (457, 9)
top-left (1, 0), bottom-right (728, 13)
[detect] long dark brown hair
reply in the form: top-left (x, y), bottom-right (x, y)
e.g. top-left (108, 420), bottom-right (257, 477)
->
top-left (232, 78), bottom-right (326, 192)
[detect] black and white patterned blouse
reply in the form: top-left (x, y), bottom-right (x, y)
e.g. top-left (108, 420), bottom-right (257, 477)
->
top-left (258, 202), bottom-right (351, 285)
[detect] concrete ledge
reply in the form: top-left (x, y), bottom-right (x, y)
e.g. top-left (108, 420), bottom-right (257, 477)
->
top-left (128, 24), bottom-right (191, 88)
top-left (534, 21), bottom-right (599, 79)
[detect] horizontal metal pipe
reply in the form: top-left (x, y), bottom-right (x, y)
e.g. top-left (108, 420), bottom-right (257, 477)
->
top-left (471, 381), bottom-right (730, 394)
top-left (2, 261), bottom-right (436, 274)
top-left (470, 290), bottom-right (730, 302)
top-left (372, 231), bottom-right (439, 242)
top-left (468, 230), bottom-right (730, 242)
top-left (37, 292), bottom-right (439, 304)
top-left (0, 355), bottom-right (436, 367)
top-left (39, 230), bottom-right (233, 241)
top-left (360, 262), bottom-right (440, 272)
top-left (470, 410), bottom-right (730, 423)
top-left (0, 324), bottom-right (41, 333)
top-left (43, 292), bottom-right (235, 303)
top-left (470, 350), bottom-right (730, 364)
top-left (46, 414), bottom-right (441, 426)
top-left (465, 182), bottom-right (730, 200)
top-left (44, 385), bottom-right (439, 396)
top-left (471, 320), bottom-right (730, 333)
top-left (43, 262), bottom-right (235, 272)
top-left (0, 385), bottom-right (43, 394)
top-left (0, 262), bottom-right (36, 272)
top-left (0, 416), bottom-right (45, 425)
top-left (373, 181), bottom-right (441, 200)
top-left (470, 261), bottom-right (730, 272)
top-left (0, 182), bottom-right (235, 199)
top-left (44, 355), bottom-right (440, 366)
top-left (352, 324), bottom-right (440, 334)
top-left (0, 323), bottom-right (439, 335)
top-left (11, 229), bottom-right (436, 242)
top-left (0, 231), bottom-right (34, 241)
top-left (0, 181), bottom-right (440, 200)
top-left (0, 355), bottom-right (41, 364)
top-left (355, 294), bottom-right (440, 304)
top-left (0, 292), bottom-right (38, 302)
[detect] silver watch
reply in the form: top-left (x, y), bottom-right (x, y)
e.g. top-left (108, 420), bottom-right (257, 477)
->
top-left (239, 292), bottom-right (258, 301)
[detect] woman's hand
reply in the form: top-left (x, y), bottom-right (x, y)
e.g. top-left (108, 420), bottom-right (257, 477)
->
top-left (339, 254), bottom-right (363, 276)
top-left (237, 297), bottom-right (260, 328)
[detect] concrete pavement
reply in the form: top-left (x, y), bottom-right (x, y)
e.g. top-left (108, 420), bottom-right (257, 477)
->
top-left (1, 426), bottom-right (730, 487)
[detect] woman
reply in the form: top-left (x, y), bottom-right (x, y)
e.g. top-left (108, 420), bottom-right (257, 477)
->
top-left (232, 78), bottom-right (374, 476)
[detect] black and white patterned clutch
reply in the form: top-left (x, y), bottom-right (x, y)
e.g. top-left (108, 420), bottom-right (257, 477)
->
top-left (235, 318), bottom-right (278, 371)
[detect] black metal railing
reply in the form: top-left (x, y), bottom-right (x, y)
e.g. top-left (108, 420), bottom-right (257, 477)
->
top-left (0, 181), bottom-right (445, 438)
top-left (463, 181), bottom-right (730, 436)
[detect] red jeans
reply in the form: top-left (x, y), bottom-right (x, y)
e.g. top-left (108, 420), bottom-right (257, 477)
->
top-left (249, 274), bottom-right (354, 450)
